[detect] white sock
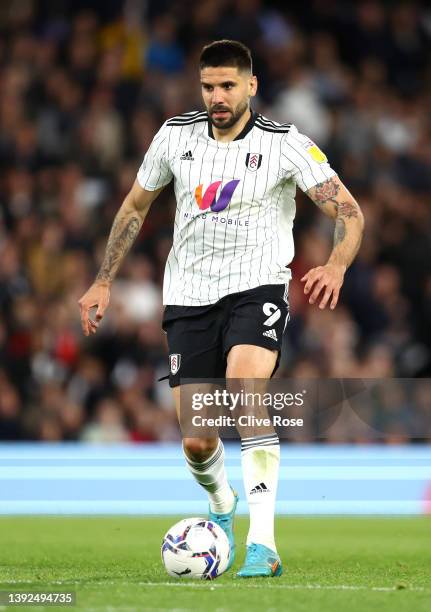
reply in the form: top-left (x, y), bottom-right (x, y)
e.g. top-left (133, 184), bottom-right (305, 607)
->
top-left (241, 433), bottom-right (280, 552)
top-left (184, 440), bottom-right (235, 514)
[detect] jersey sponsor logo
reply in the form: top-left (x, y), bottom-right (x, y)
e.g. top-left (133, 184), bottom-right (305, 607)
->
top-left (183, 211), bottom-right (249, 226)
top-left (263, 302), bottom-right (281, 326)
top-left (194, 180), bottom-right (240, 213)
top-left (245, 152), bottom-right (262, 172)
top-left (169, 353), bottom-right (181, 375)
top-left (180, 150), bottom-right (194, 161)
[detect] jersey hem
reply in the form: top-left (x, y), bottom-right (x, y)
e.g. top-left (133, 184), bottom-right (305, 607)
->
top-left (163, 277), bottom-right (291, 307)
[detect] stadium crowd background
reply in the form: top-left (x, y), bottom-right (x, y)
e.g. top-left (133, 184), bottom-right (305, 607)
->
top-left (0, 0), bottom-right (430, 443)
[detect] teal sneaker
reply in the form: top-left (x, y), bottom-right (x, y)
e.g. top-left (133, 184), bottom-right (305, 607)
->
top-left (208, 489), bottom-right (238, 571)
top-left (236, 543), bottom-right (283, 578)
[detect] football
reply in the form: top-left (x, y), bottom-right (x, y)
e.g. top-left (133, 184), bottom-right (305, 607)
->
top-left (161, 517), bottom-right (230, 580)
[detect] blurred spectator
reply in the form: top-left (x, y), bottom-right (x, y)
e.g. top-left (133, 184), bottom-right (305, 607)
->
top-left (112, 255), bottom-right (162, 323)
top-left (81, 397), bottom-right (129, 443)
top-left (145, 14), bottom-right (185, 74)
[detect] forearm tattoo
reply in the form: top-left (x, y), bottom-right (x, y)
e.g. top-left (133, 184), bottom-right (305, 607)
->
top-left (336, 201), bottom-right (360, 219)
top-left (334, 217), bottom-right (346, 246)
top-left (96, 214), bottom-right (141, 283)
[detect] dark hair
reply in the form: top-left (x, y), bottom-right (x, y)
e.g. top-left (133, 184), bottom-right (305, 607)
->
top-left (199, 40), bottom-right (252, 73)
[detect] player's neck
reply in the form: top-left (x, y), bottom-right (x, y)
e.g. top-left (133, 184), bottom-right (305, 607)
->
top-left (212, 108), bottom-right (252, 143)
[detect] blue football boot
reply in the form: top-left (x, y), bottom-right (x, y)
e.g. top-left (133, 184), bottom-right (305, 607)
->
top-left (236, 542), bottom-right (283, 578)
top-left (208, 488), bottom-right (238, 571)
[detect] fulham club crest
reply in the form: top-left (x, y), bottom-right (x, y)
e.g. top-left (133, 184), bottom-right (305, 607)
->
top-left (169, 354), bottom-right (181, 375)
top-left (245, 152), bottom-right (262, 172)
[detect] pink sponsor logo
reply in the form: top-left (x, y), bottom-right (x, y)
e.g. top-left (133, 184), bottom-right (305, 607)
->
top-left (195, 180), bottom-right (240, 213)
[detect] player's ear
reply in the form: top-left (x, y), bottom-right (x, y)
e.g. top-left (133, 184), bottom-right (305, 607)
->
top-left (249, 75), bottom-right (258, 97)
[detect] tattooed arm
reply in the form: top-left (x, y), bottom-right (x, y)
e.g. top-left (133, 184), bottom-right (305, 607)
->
top-left (79, 180), bottom-right (165, 336)
top-left (300, 175), bottom-right (364, 310)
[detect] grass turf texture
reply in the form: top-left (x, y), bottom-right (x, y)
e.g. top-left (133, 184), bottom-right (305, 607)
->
top-left (0, 517), bottom-right (429, 612)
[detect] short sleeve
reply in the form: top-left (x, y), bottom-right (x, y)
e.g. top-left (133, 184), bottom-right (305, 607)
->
top-left (281, 125), bottom-right (336, 192)
top-left (137, 122), bottom-right (173, 191)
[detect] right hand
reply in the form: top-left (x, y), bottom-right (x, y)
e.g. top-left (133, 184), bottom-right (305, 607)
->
top-left (78, 281), bottom-right (111, 336)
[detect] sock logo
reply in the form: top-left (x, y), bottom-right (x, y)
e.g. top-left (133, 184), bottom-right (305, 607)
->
top-left (250, 482), bottom-right (269, 494)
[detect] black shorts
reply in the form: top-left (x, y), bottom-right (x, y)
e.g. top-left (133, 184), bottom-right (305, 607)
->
top-left (162, 284), bottom-right (289, 387)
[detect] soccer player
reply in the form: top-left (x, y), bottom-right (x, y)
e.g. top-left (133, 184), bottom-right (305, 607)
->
top-left (79, 40), bottom-right (364, 577)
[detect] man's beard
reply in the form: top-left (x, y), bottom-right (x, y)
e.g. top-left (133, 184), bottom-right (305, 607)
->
top-left (209, 100), bottom-right (249, 130)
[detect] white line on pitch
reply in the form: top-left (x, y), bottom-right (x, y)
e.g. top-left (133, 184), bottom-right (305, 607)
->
top-left (133, 582), bottom-right (427, 593)
top-left (2, 580), bottom-right (427, 593)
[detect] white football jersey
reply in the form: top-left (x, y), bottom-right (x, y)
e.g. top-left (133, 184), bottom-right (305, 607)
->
top-left (137, 111), bottom-right (336, 305)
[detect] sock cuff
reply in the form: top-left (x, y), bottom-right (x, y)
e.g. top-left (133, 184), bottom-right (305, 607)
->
top-left (241, 433), bottom-right (279, 453)
top-left (184, 440), bottom-right (223, 471)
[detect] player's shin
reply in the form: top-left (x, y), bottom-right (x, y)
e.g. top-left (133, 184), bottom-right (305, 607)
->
top-left (183, 439), bottom-right (235, 514)
top-left (241, 434), bottom-right (280, 553)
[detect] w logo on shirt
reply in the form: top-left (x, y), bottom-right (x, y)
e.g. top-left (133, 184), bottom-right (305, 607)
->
top-left (195, 180), bottom-right (240, 212)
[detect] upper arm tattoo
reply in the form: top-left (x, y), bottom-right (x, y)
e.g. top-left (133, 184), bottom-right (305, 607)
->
top-left (309, 177), bottom-right (361, 249)
top-left (310, 178), bottom-right (360, 219)
top-left (311, 177), bottom-right (340, 213)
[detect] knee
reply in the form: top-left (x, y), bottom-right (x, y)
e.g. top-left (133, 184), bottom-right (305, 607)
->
top-left (183, 437), bottom-right (219, 462)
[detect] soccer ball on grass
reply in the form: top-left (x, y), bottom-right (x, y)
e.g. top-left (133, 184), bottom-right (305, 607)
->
top-left (161, 517), bottom-right (230, 580)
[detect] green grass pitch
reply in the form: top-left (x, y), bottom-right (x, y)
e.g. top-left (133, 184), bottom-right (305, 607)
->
top-left (0, 516), bottom-right (430, 611)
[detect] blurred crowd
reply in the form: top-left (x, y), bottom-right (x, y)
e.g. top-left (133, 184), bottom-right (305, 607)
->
top-left (0, 0), bottom-right (430, 442)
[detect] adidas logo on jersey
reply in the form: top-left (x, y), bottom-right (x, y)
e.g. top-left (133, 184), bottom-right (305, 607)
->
top-left (180, 150), bottom-right (194, 161)
top-left (263, 328), bottom-right (278, 341)
top-left (250, 482), bottom-right (269, 494)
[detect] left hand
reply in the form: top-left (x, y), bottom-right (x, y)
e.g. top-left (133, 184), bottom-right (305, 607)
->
top-left (300, 263), bottom-right (346, 310)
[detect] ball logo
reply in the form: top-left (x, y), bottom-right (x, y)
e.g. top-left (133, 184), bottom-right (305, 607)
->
top-left (195, 180), bottom-right (240, 212)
